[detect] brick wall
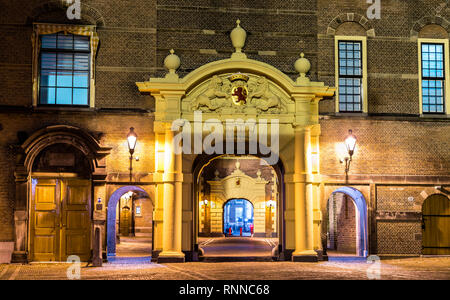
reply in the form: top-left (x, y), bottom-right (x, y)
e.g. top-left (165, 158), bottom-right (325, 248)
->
top-left (328, 192), bottom-right (357, 254)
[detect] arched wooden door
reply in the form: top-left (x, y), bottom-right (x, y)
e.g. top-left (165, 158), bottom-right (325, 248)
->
top-left (422, 194), bottom-right (450, 255)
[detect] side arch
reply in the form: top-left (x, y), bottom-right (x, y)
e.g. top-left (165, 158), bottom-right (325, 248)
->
top-left (411, 15), bottom-right (450, 38)
top-left (19, 125), bottom-right (111, 178)
top-left (331, 186), bottom-right (368, 257)
top-left (106, 186), bottom-right (150, 256)
top-left (326, 13), bottom-right (376, 37)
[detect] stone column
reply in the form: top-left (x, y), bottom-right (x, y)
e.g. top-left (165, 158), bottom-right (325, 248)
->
top-left (292, 126), bottom-right (318, 262)
top-left (158, 126), bottom-right (185, 263)
top-left (304, 127), bottom-right (316, 255)
top-left (152, 130), bottom-right (165, 260)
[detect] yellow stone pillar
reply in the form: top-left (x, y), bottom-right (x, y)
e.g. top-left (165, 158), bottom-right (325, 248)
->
top-left (292, 126), bottom-right (318, 262)
top-left (152, 130), bottom-right (165, 260)
top-left (158, 126), bottom-right (185, 263)
top-left (304, 127), bottom-right (316, 255)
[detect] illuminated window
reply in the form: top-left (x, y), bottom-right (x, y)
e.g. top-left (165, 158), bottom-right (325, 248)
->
top-left (338, 41), bottom-right (362, 112)
top-left (335, 36), bottom-right (368, 113)
top-left (421, 43), bottom-right (445, 113)
top-left (39, 33), bottom-right (90, 106)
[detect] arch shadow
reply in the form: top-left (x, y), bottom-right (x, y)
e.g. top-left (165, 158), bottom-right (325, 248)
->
top-left (331, 187), bottom-right (368, 257)
top-left (107, 186), bottom-right (150, 257)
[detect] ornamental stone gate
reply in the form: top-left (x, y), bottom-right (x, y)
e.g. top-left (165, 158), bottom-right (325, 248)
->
top-left (137, 21), bottom-right (335, 263)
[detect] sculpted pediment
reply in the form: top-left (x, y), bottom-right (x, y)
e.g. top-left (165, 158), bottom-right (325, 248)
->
top-left (182, 73), bottom-right (292, 115)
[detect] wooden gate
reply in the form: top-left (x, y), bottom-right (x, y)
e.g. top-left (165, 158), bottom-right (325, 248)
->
top-left (422, 194), bottom-right (450, 255)
top-left (30, 178), bottom-right (91, 261)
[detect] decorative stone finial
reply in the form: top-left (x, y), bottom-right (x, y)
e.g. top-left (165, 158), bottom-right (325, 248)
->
top-left (295, 52), bottom-right (311, 85)
top-left (230, 19), bottom-right (247, 59)
top-left (164, 49), bottom-right (181, 75)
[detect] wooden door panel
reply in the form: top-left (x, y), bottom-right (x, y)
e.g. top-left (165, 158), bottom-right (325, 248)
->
top-left (31, 179), bottom-right (59, 261)
top-left (61, 180), bottom-right (91, 261)
top-left (66, 211), bottom-right (89, 229)
top-left (65, 233), bottom-right (89, 254)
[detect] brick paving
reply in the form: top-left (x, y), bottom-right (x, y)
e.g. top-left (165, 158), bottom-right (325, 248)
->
top-left (0, 257), bottom-right (448, 280)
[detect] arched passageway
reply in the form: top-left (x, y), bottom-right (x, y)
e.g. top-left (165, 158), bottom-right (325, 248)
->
top-left (223, 199), bottom-right (254, 237)
top-left (106, 186), bottom-right (152, 257)
top-left (193, 155), bottom-right (282, 260)
top-left (327, 187), bottom-right (368, 257)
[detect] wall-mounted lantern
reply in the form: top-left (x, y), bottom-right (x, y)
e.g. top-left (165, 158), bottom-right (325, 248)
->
top-left (127, 127), bottom-right (138, 182)
top-left (343, 129), bottom-right (357, 174)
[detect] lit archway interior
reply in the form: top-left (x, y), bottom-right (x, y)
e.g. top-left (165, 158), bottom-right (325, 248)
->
top-left (223, 199), bottom-right (254, 237)
top-left (326, 187), bottom-right (368, 257)
top-left (197, 155), bottom-right (279, 239)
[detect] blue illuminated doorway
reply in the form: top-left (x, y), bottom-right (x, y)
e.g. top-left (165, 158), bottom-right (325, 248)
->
top-left (223, 199), bottom-right (254, 237)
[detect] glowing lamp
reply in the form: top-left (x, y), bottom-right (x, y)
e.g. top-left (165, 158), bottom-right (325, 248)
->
top-left (345, 129), bottom-right (357, 157)
top-left (127, 127), bottom-right (138, 155)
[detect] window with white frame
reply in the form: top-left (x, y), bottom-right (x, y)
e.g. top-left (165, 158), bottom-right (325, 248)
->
top-left (338, 41), bottom-right (363, 112)
top-left (335, 36), bottom-right (367, 114)
top-left (420, 43), bottom-right (445, 114)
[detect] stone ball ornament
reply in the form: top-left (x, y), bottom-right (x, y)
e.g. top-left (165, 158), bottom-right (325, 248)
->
top-left (164, 49), bottom-right (181, 74)
top-left (295, 52), bottom-right (311, 77)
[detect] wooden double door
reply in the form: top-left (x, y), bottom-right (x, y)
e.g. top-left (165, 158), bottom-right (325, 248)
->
top-left (422, 194), bottom-right (450, 255)
top-left (30, 178), bottom-right (91, 261)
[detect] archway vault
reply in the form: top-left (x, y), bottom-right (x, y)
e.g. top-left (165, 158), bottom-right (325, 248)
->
top-left (106, 186), bottom-right (151, 256)
top-left (330, 187), bottom-right (369, 257)
top-left (136, 20), bottom-right (335, 263)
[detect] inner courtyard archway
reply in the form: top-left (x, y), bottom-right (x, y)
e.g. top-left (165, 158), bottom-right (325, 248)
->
top-left (194, 155), bottom-right (281, 260)
top-left (223, 199), bottom-right (254, 237)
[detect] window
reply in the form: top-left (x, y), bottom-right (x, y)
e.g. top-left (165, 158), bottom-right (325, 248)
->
top-left (32, 24), bottom-right (99, 108)
top-left (39, 32), bottom-right (90, 106)
top-left (335, 36), bottom-right (368, 113)
top-left (420, 43), bottom-right (445, 114)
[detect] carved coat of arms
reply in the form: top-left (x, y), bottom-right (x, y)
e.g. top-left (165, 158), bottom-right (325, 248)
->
top-left (189, 73), bottom-right (286, 113)
top-left (229, 73), bottom-right (249, 106)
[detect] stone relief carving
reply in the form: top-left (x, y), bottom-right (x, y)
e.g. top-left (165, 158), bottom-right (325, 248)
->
top-left (248, 76), bottom-right (286, 113)
top-left (186, 74), bottom-right (288, 114)
top-left (190, 75), bottom-right (232, 111)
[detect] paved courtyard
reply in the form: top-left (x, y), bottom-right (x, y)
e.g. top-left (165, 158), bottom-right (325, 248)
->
top-left (0, 257), bottom-right (448, 280)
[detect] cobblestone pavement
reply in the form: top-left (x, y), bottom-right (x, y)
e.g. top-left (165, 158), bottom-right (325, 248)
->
top-left (200, 237), bottom-right (274, 257)
top-left (0, 257), bottom-right (449, 280)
